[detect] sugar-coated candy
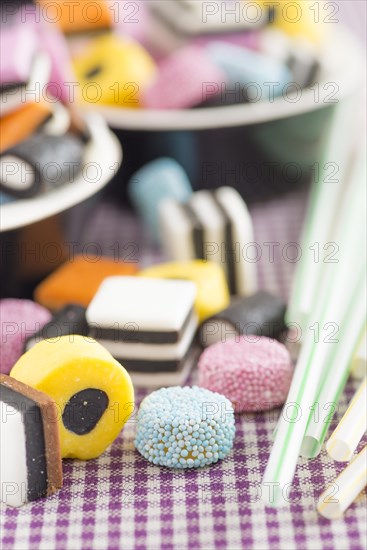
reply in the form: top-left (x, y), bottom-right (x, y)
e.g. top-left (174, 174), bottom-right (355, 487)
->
top-left (159, 186), bottom-right (258, 296)
top-left (198, 336), bottom-right (293, 412)
top-left (86, 277), bottom-right (198, 375)
top-left (140, 260), bottom-right (230, 322)
top-left (127, 158), bottom-right (193, 244)
top-left (142, 45), bottom-right (227, 110)
top-left (200, 291), bottom-right (287, 347)
top-left (0, 299), bottom-right (51, 375)
top-left (0, 374), bottom-right (62, 507)
top-left (34, 254), bottom-right (139, 311)
top-left (10, 335), bottom-right (134, 459)
top-left (135, 386), bottom-right (235, 468)
top-left (206, 41), bottom-right (292, 101)
top-left (73, 34), bottom-right (156, 108)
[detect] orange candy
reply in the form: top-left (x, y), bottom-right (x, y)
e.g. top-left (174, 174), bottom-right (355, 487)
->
top-left (37, 0), bottom-right (112, 34)
top-left (0, 102), bottom-right (52, 153)
top-left (34, 255), bottom-right (139, 310)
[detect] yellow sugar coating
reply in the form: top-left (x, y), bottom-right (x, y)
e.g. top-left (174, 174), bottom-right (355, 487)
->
top-left (11, 335), bottom-right (134, 460)
top-left (255, 0), bottom-right (328, 45)
top-left (140, 260), bottom-right (230, 323)
top-left (73, 34), bottom-right (157, 108)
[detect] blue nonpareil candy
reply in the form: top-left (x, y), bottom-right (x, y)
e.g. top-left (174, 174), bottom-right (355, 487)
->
top-left (127, 158), bottom-right (193, 244)
top-left (205, 41), bottom-right (292, 102)
top-left (135, 386), bottom-right (235, 469)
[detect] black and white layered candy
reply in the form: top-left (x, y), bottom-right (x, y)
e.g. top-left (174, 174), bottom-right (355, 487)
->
top-left (159, 186), bottom-right (258, 296)
top-left (86, 277), bottom-right (199, 387)
top-left (0, 374), bottom-right (62, 507)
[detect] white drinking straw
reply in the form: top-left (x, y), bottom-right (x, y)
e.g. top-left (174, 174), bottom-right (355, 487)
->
top-left (317, 446), bottom-right (367, 519)
top-left (326, 377), bottom-right (367, 462)
top-left (286, 128), bottom-right (365, 331)
top-left (261, 167), bottom-right (365, 506)
top-left (351, 330), bottom-right (367, 380)
top-left (261, 270), bottom-right (365, 506)
top-left (299, 152), bottom-right (366, 458)
top-left (300, 303), bottom-right (366, 458)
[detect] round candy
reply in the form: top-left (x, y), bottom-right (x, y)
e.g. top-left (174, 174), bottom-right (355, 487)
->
top-left (73, 34), bottom-right (156, 108)
top-left (142, 45), bottom-right (227, 109)
top-left (140, 260), bottom-right (230, 322)
top-left (127, 158), bottom-right (193, 244)
top-left (198, 336), bottom-right (293, 412)
top-left (10, 335), bottom-right (134, 459)
top-left (0, 299), bottom-right (51, 375)
top-left (135, 386), bottom-right (235, 468)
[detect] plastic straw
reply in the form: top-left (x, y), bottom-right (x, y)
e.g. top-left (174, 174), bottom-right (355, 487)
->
top-left (261, 165), bottom-right (366, 506)
top-left (326, 377), bottom-right (367, 462)
top-left (300, 299), bottom-right (366, 458)
top-left (299, 155), bottom-right (366, 458)
top-left (261, 269), bottom-right (365, 506)
top-left (286, 99), bottom-right (358, 330)
top-left (351, 330), bottom-right (367, 380)
top-left (317, 446), bottom-right (367, 519)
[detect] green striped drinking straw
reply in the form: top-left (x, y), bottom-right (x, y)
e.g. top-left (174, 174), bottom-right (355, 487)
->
top-left (261, 162), bottom-right (366, 506)
top-left (300, 154), bottom-right (367, 457)
top-left (286, 99), bottom-right (359, 332)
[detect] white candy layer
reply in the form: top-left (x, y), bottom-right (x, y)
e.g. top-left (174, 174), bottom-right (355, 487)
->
top-left (0, 402), bottom-right (28, 507)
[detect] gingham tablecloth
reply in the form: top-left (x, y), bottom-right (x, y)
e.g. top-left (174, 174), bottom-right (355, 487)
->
top-left (1, 191), bottom-right (366, 550)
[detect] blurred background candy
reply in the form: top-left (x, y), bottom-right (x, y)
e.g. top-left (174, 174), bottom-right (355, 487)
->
top-left (127, 158), bottom-right (193, 244)
top-left (0, 299), bottom-right (51, 374)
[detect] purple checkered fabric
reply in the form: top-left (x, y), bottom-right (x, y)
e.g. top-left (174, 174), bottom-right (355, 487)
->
top-left (1, 190), bottom-right (366, 550)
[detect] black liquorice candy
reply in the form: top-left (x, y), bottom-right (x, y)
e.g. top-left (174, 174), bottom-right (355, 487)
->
top-left (200, 291), bottom-right (287, 348)
top-left (0, 132), bottom-right (84, 198)
top-left (25, 305), bottom-right (88, 352)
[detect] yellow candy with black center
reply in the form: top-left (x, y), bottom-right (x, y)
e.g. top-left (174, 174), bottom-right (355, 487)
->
top-left (11, 335), bottom-right (134, 460)
top-left (140, 261), bottom-right (230, 323)
top-left (73, 33), bottom-right (157, 108)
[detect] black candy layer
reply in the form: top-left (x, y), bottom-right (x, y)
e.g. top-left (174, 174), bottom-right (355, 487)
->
top-left (1, 385), bottom-right (48, 502)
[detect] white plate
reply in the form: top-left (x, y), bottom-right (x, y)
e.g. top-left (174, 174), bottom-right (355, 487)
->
top-left (0, 115), bottom-right (122, 233)
top-left (88, 27), bottom-right (363, 131)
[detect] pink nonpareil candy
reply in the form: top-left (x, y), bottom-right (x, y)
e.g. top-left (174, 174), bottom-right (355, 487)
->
top-left (142, 46), bottom-right (227, 109)
top-left (0, 299), bottom-right (51, 375)
top-left (198, 336), bottom-right (293, 412)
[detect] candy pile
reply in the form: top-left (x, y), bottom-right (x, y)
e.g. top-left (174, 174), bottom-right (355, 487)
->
top-left (63, 0), bottom-right (325, 110)
top-left (0, 11), bottom-right (88, 202)
top-left (1, 332), bottom-right (134, 506)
